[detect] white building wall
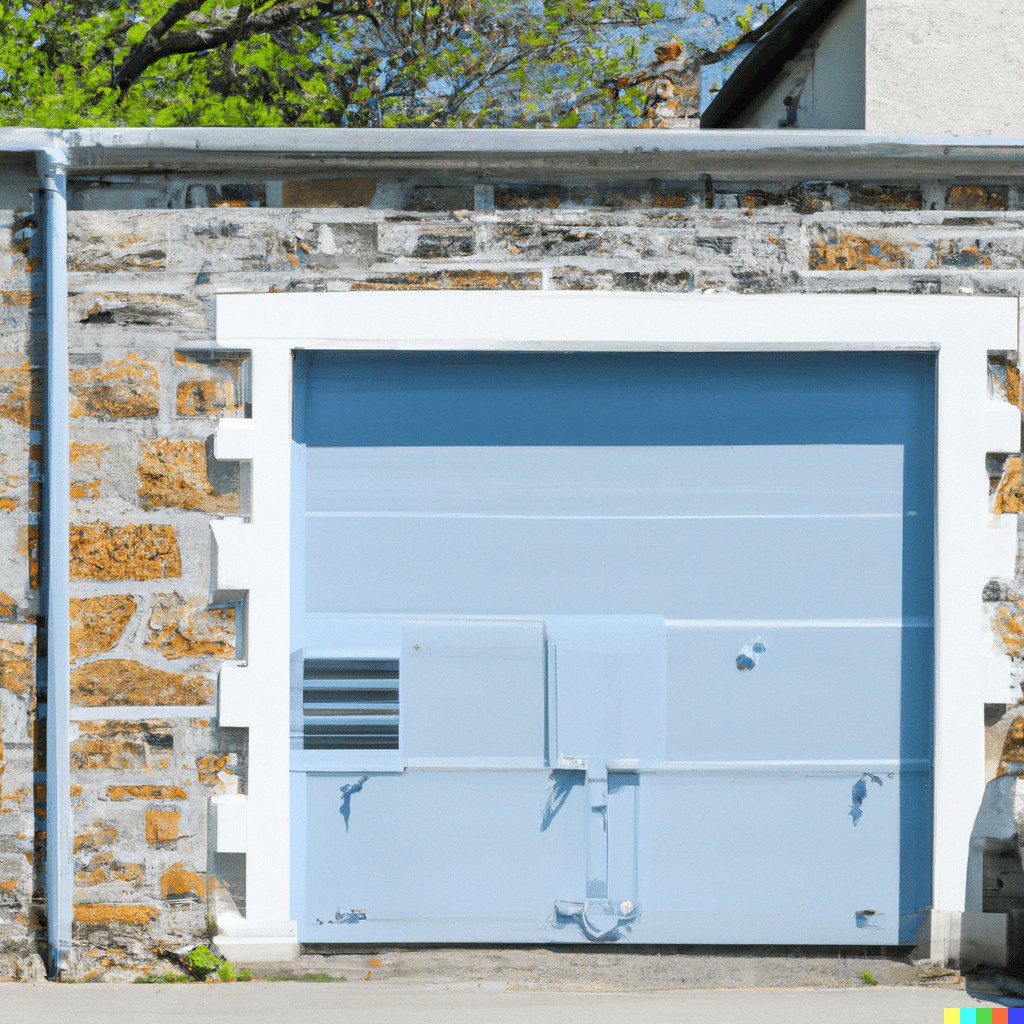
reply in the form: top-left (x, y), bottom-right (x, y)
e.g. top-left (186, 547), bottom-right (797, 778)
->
top-left (733, 0), bottom-right (866, 130)
top-left (865, 0), bottom-right (1024, 135)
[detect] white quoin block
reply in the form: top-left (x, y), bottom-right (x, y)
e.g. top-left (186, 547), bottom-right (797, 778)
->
top-left (213, 794), bottom-right (248, 854)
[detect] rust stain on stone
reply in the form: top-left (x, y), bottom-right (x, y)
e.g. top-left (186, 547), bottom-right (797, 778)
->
top-left (69, 595), bottom-right (136, 661)
top-left (146, 596), bottom-right (235, 660)
top-left (70, 523), bottom-right (181, 581)
top-left (74, 904), bottom-right (159, 925)
top-left (160, 862), bottom-right (205, 900)
top-left (145, 810), bottom-right (180, 845)
top-left (70, 354), bottom-right (159, 419)
top-left (807, 233), bottom-right (912, 272)
top-left (71, 659), bottom-right (212, 707)
top-left (137, 438), bottom-right (238, 514)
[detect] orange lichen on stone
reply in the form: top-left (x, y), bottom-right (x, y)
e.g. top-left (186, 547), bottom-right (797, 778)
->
top-left (70, 523), bottom-right (181, 581)
top-left (145, 810), bottom-right (180, 844)
top-left (947, 185), bottom-right (1008, 211)
top-left (999, 719), bottom-right (1024, 776)
top-left (0, 638), bottom-right (33, 695)
top-left (0, 592), bottom-right (17, 620)
top-left (71, 738), bottom-right (147, 771)
top-left (0, 290), bottom-right (31, 307)
top-left (196, 753), bottom-right (237, 790)
top-left (137, 438), bottom-right (238, 514)
top-left (70, 479), bottom-right (101, 500)
top-left (18, 525), bottom-right (38, 590)
top-left (807, 233), bottom-right (912, 272)
top-left (145, 597), bottom-right (235, 660)
top-left (70, 354), bottom-right (159, 419)
top-left (994, 601), bottom-right (1024, 656)
top-left (176, 380), bottom-right (236, 418)
top-left (71, 659), bottom-right (212, 707)
top-left (74, 904), bottom-right (159, 925)
top-left (352, 270), bottom-right (541, 291)
top-left (994, 457), bottom-right (1024, 514)
top-left (925, 241), bottom-right (993, 270)
top-left (0, 363), bottom-right (35, 427)
top-left (69, 595), bottom-right (136, 661)
top-left (73, 824), bottom-right (118, 854)
top-left (0, 497), bottom-right (17, 511)
top-left (160, 862), bottom-right (205, 900)
top-left (107, 785), bottom-right (186, 801)
top-left (70, 441), bottom-right (107, 466)
top-left (1004, 364), bottom-right (1022, 408)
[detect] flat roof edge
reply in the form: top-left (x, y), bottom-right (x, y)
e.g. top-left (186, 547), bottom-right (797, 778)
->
top-left (2, 128), bottom-right (1024, 179)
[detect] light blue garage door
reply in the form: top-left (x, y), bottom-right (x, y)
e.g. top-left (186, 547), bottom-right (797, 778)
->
top-left (291, 351), bottom-right (935, 946)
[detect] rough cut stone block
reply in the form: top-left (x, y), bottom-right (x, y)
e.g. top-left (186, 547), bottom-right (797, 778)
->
top-left (69, 595), bottom-right (136, 661)
top-left (145, 596), bottom-right (235, 661)
top-left (137, 438), bottom-right (238, 514)
top-left (70, 354), bottom-right (159, 420)
top-left (71, 659), bottom-right (212, 707)
top-left (70, 524), bottom-right (181, 581)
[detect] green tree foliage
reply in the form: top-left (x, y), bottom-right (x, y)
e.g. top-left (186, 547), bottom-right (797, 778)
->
top-left (0, 0), bottom-right (675, 126)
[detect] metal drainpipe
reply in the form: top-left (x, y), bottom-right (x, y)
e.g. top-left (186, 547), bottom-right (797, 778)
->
top-left (37, 145), bottom-right (72, 978)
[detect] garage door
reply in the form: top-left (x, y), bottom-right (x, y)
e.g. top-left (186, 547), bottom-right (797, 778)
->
top-left (290, 350), bottom-right (935, 945)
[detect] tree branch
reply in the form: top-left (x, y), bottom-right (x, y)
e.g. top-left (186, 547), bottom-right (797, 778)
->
top-left (112, 0), bottom-right (366, 93)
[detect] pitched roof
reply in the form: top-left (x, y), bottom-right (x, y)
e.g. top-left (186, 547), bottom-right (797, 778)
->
top-left (700, 0), bottom-right (848, 128)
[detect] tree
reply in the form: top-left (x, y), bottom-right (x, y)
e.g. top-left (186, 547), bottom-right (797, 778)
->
top-left (0, 0), bottom-right (777, 127)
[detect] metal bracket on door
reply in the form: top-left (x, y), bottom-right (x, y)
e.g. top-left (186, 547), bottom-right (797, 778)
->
top-left (554, 763), bottom-right (641, 941)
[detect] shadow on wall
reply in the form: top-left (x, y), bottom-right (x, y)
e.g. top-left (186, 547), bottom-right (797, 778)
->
top-left (970, 713), bottom-right (1024, 977)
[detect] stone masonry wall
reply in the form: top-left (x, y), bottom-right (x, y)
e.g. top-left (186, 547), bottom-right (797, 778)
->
top-left (3, 172), bottom-right (1024, 978)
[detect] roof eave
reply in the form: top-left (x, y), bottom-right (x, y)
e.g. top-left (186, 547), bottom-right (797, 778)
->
top-left (1, 128), bottom-right (1024, 181)
top-left (700, 0), bottom-right (846, 130)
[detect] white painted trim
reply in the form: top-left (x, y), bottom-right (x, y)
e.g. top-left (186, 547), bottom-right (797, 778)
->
top-left (212, 291), bottom-right (1020, 956)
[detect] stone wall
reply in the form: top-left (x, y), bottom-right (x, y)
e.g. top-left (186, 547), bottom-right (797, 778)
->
top-left (3, 171), bottom-right (1024, 979)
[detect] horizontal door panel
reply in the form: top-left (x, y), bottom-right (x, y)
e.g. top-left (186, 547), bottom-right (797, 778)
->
top-left (306, 445), bottom-right (905, 518)
top-left (306, 515), bottom-right (902, 620)
top-left (640, 772), bottom-right (904, 945)
top-left (665, 623), bottom-right (932, 762)
top-left (300, 770), bottom-right (581, 943)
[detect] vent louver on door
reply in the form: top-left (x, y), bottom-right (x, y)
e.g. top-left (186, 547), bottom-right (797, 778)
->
top-left (302, 658), bottom-right (399, 751)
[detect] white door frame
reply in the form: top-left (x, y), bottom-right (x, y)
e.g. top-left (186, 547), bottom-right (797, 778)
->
top-left (208, 291), bottom-right (1020, 962)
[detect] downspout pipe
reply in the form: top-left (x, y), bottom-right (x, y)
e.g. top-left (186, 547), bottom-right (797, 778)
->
top-left (36, 144), bottom-right (72, 978)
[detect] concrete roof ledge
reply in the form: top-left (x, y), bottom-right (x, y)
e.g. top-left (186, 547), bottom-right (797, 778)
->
top-left (1, 127), bottom-right (1024, 180)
